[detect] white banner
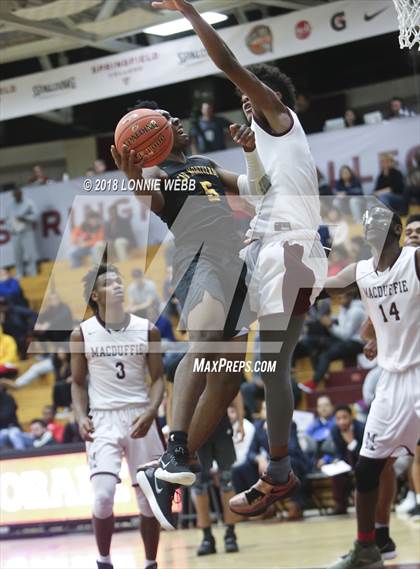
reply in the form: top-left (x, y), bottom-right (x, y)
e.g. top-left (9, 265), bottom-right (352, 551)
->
top-left (0, 117), bottom-right (418, 269)
top-left (0, 0), bottom-right (398, 121)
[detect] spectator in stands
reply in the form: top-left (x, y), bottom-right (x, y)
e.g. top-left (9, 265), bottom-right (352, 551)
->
top-left (343, 108), bottom-right (361, 128)
top-left (0, 324), bottom-right (18, 379)
top-left (295, 92), bottom-right (322, 134)
top-left (42, 404), bottom-right (64, 443)
top-left (104, 203), bottom-right (136, 262)
top-left (35, 292), bottom-right (73, 343)
top-left (127, 269), bottom-right (160, 316)
top-left (317, 168), bottom-right (333, 196)
top-left (30, 419), bottom-right (56, 448)
top-left (405, 149), bottom-right (420, 205)
top-left (3, 354), bottom-right (53, 389)
top-left (228, 404), bottom-right (256, 491)
top-left (52, 350), bottom-right (72, 412)
top-left (330, 405), bottom-right (365, 515)
top-left (62, 410), bottom-right (83, 443)
top-left (189, 101), bottom-right (230, 153)
top-left (388, 96), bottom-right (416, 120)
top-left (6, 188), bottom-right (38, 278)
top-left (0, 295), bottom-right (37, 355)
top-left (93, 159), bottom-right (107, 175)
top-left (296, 299), bottom-right (331, 378)
top-left (0, 268), bottom-right (27, 306)
top-left (374, 154), bottom-right (407, 214)
top-left (327, 245), bottom-right (348, 277)
top-left (69, 211), bottom-right (105, 268)
top-left (0, 385), bottom-right (31, 450)
top-left (28, 165), bottom-right (49, 186)
top-left (405, 214), bottom-right (420, 247)
top-left (348, 236), bottom-right (371, 263)
top-left (326, 206), bottom-right (350, 249)
top-left (304, 396), bottom-right (336, 469)
top-left (333, 165), bottom-right (364, 222)
top-left (300, 291), bottom-right (365, 392)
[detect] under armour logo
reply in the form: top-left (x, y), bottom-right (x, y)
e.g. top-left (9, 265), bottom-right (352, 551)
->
top-left (169, 434), bottom-right (175, 442)
top-left (364, 432), bottom-right (377, 451)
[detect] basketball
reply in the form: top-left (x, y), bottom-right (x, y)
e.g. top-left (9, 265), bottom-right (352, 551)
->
top-left (114, 109), bottom-right (174, 167)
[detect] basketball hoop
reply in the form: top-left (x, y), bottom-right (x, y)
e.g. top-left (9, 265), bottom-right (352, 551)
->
top-left (393, 0), bottom-right (420, 50)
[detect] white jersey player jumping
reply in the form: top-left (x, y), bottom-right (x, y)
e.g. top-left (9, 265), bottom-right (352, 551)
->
top-left (71, 264), bottom-right (165, 569)
top-left (149, 0), bottom-right (327, 517)
top-left (325, 206), bottom-right (420, 569)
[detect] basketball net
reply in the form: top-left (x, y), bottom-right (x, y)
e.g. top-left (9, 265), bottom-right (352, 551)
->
top-left (393, 0), bottom-right (420, 50)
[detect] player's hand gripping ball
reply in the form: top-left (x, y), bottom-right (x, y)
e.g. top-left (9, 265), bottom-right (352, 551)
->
top-left (114, 109), bottom-right (173, 168)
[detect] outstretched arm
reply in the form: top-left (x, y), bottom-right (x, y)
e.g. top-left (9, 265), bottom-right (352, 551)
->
top-left (152, 1), bottom-right (291, 134)
top-left (324, 263), bottom-right (358, 298)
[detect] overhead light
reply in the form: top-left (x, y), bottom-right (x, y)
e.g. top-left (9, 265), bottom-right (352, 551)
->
top-left (144, 11), bottom-right (228, 37)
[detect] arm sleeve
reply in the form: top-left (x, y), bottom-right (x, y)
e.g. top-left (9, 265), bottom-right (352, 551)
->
top-left (237, 148), bottom-right (271, 197)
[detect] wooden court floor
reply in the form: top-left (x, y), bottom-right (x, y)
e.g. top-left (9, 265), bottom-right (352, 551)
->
top-left (1, 514), bottom-right (419, 569)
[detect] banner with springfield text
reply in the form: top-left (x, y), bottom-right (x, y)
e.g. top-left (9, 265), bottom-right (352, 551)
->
top-left (0, 117), bottom-right (418, 269)
top-left (0, 0), bottom-right (398, 121)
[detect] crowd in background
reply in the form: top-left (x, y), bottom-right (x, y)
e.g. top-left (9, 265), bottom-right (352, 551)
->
top-left (1, 94), bottom-right (419, 531)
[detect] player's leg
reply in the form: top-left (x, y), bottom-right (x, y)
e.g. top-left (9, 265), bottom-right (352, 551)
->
top-left (410, 444), bottom-right (420, 517)
top-left (126, 413), bottom-right (163, 567)
top-left (87, 412), bottom-right (123, 569)
top-left (214, 430), bottom-right (240, 553)
top-left (91, 474), bottom-right (118, 569)
top-left (187, 334), bottom-right (247, 455)
top-left (229, 313), bottom-right (304, 516)
top-left (192, 442), bottom-right (216, 556)
top-left (375, 458), bottom-right (397, 559)
top-left (136, 488), bottom-right (161, 568)
top-left (157, 290), bottom-right (226, 484)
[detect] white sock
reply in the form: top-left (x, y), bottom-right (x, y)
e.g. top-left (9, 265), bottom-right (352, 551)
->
top-left (145, 560), bottom-right (156, 568)
top-left (375, 523), bottom-right (388, 529)
top-left (416, 493), bottom-right (420, 505)
top-left (98, 555), bottom-right (112, 564)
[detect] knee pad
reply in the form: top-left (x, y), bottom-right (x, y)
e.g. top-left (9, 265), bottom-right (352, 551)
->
top-left (92, 474), bottom-right (117, 519)
top-left (220, 469), bottom-right (233, 493)
top-left (355, 457), bottom-right (387, 493)
top-left (135, 487), bottom-right (154, 518)
top-left (193, 471), bottom-right (211, 496)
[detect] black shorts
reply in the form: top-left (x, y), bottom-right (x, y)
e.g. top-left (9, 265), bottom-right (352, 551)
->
top-left (172, 243), bottom-right (254, 338)
top-left (197, 415), bottom-right (236, 479)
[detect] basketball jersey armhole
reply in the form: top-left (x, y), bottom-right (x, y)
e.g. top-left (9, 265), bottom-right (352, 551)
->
top-left (252, 106), bottom-right (294, 138)
top-left (414, 248), bottom-right (420, 281)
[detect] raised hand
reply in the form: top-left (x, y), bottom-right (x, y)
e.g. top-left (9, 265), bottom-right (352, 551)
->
top-left (151, 0), bottom-right (191, 12)
top-left (110, 144), bottom-right (145, 181)
top-left (229, 123), bottom-right (256, 153)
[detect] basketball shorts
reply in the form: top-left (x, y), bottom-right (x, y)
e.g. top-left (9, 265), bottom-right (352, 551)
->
top-left (240, 230), bottom-right (328, 318)
top-left (86, 406), bottom-right (164, 484)
top-left (361, 364), bottom-right (420, 459)
top-left (172, 243), bottom-right (254, 338)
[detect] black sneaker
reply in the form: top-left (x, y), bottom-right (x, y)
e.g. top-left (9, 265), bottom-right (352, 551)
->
top-left (224, 529), bottom-right (239, 553)
top-left (376, 530), bottom-right (397, 561)
top-left (408, 503), bottom-right (420, 520)
top-left (136, 467), bottom-right (177, 531)
top-left (146, 563), bottom-right (157, 569)
top-left (197, 534), bottom-right (216, 556)
top-left (155, 450), bottom-right (196, 486)
top-left (97, 562), bottom-right (113, 569)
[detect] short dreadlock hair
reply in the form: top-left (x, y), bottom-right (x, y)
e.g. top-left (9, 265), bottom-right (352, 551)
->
top-left (247, 63), bottom-right (296, 109)
top-left (82, 263), bottom-right (120, 313)
top-left (129, 99), bottom-right (160, 112)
